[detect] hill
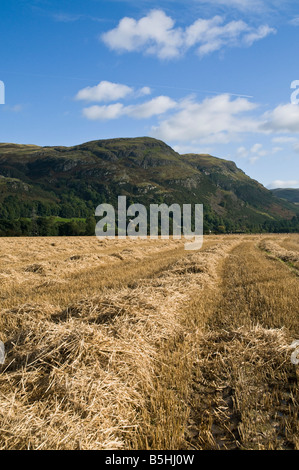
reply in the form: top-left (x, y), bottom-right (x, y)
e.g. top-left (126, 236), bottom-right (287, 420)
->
top-left (271, 188), bottom-right (299, 204)
top-left (0, 137), bottom-right (298, 235)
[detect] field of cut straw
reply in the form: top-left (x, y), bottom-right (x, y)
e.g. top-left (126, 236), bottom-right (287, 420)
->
top-left (0, 234), bottom-right (298, 450)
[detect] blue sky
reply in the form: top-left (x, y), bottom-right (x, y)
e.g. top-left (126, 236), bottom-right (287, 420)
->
top-left (1, 0), bottom-right (299, 189)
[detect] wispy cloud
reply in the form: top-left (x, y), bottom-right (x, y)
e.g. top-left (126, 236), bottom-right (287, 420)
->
top-left (272, 136), bottom-right (297, 143)
top-left (101, 9), bottom-right (276, 60)
top-left (52, 12), bottom-right (106, 23)
top-left (289, 17), bottom-right (299, 26)
top-left (53, 13), bottom-right (82, 23)
top-left (268, 180), bottom-right (299, 189)
top-left (2, 104), bottom-right (24, 113)
top-left (237, 142), bottom-right (281, 163)
top-left (193, 0), bottom-right (269, 12)
top-left (293, 142), bottom-right (299, 153)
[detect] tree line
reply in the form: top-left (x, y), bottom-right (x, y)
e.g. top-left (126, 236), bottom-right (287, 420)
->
top-left (0, 213), bottom-right (298, 237)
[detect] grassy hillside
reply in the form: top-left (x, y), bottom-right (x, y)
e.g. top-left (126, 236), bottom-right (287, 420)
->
top-left (0, 137), bottom-right (298, 235)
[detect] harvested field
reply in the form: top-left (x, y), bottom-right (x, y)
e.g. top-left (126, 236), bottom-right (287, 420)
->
top-left (0, 235), bottom-right (298, 450)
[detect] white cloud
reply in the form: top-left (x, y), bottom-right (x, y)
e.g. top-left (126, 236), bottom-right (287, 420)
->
top-left (127, 96), bottom-right (177, 118)
top-left (76, 81), bottom-right (152, 104)
top-left (76, 79), bottom-right (299, 155)
top-left (52, 12), bottom-right (105, 23)
top-left (82, 103), bottom-right (124, 120)
top-left (237, 146), bottom-right (249, 158)
top-left (268, 180), bottom-right (299, 189)
top-left (272, 136), bottom-right (297, 143)
top-left (53, 13), bottom-right (82, 22)
top-left (136, 86), bottom-right (152, 97)
top-left (152, 94), bottom-right (258, 142)
top-left (194, 0), bottom-right (287, 13)
top-left (102, 9), bottom-right (276, 59)
top-left (194, 0), bottom-right (265, 10)
top-left (261, 103), bottom-right (299, 133)
top-left (251, 143), bottom-right (262, 153)
top-left (248, 143), bottom-right (268, 163)
top-left (249, 155), bottom-right (260, 164)
top-left (185, 16), bottom-right (255, 57)
top-left (102, 10), bottom-right (183, 59)
top-left (272, 146), bottom-right (283, 153)
top-left (243, 25), bottom-right (276, 46)
top-left (76, 81), bottom-right (133, 103)
top-left (82, 96), bottom-right (176, 121)
top-left (250, 143), bottom-right (268, 156)
top-left (172, 143), bottom-right (213, 155)
top-left (236, 142), bottom-right (268, 164)
top-left (200, 132), bottom-right (235, 144)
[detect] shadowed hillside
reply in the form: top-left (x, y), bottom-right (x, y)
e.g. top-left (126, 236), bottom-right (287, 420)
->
top-left (271, 188), bottom-right (299, 204)
top-left (0, 137), bottom-right (298, 235)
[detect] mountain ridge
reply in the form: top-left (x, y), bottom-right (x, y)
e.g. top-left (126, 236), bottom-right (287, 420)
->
top-left (0, 136), bottom-right (298, 235)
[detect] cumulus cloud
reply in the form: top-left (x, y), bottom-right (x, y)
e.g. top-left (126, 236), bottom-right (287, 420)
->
top-left (82, 96), bottom-right (176, 121)
top-left (76, 81), bottom-right (134, 103)
top-left (76, 81), bottom-right (153, 104)
top-left (101, 9), bottom-right (276, 59)
top-left (261, 103), bottom-right (299, 133)
top-left (136, 86), bottom-right (152, 97)
top-left (76, 78), bottom-right (299, 155)
top-left (185, 16), bottom-right (255, 57)
top-left (102, 10), bottom-right (183, 59)
top-left (152, 94), bottom-right (258, 142)
top-left (82, 103), bottom-right (124, 120)
top-left (127, 96), bottom-right (177, 118)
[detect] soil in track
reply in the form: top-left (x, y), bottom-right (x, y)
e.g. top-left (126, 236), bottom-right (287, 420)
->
top-left (186, 240), bottom-right (299, 450)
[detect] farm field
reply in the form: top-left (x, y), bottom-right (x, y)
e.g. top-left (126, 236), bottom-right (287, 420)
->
top-left (0, 234), bottom-right (298, 450)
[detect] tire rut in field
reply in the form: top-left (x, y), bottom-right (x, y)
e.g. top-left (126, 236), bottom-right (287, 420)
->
top-left (185, 241), bottom-right (299, 450)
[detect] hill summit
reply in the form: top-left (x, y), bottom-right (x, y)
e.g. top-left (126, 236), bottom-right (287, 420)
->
top-left (0, 137), bottom-right (298, 235)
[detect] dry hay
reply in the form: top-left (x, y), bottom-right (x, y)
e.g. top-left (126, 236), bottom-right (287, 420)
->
top-left (2, 236), bottom-right (296, 450)
top-left (0, 236), bottom-right (183, 290)
top-left (259, 239), bottom-right (299, 268)
top-left (0, 238), bottom-right (235, 450)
